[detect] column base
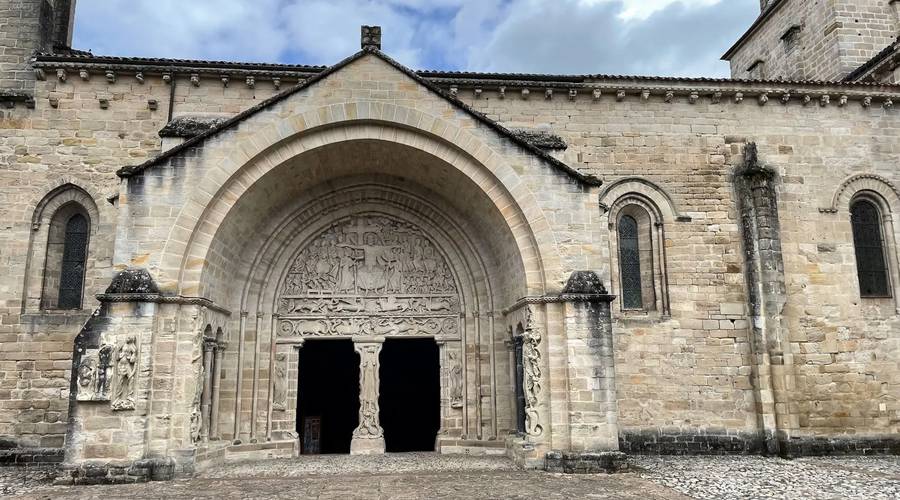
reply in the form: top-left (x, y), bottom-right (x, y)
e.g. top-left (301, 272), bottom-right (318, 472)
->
top-left (350, 436), bottom-right (385, 455)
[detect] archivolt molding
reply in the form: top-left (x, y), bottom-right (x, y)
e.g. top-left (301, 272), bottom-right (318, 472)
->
top-left (820, 173), bottom-right (900, 214)
top-left (29, 180), bottom-right (101, 232)
top-left (160, 103), bottom-right (556, 296)
top-left (597, 176), bottom-right (690, 222)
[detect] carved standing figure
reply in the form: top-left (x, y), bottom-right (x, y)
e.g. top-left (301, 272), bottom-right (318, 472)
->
top-left (111, 336), bottom-right (138, 411)
top-left (353, 343), bottom-right (383, 438)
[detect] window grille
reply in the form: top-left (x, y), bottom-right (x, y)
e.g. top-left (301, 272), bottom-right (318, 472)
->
top-left (58, 213), bottom-right (88, 309)
top-left (618, 215), bottom-right (643, 309)
top-left (850, 200), bottom-right (890, 297)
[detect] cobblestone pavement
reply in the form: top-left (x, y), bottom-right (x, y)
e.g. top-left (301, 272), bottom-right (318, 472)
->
top-left (632, 455), bottom-right (900, 500)
top-left (2, 454), bottom-right (898, 499)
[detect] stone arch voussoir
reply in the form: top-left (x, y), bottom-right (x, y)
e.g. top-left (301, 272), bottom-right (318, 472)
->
top-left (159, 103), bottom-right (559, 298)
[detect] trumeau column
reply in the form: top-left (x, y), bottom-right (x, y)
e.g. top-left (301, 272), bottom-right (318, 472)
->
top-left (350, 338), bottom-right (386, 455)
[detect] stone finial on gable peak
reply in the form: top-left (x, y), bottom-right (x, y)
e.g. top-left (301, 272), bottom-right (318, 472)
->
top-left (361, 25), bottom-right (382, 50)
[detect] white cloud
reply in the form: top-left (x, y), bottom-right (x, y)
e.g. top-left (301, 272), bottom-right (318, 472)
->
top-left (72, 0), bottom-right (758, 77)
top-left (577, 0), bottom-right (723, 20)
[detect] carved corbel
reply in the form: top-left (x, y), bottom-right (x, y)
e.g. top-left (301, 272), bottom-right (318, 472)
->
top-left (802, 94), bottom-right (812, 106)
top-left (711, 92), bottom-right (722, 104)
top-left (221, 75), bottom-right (229, 87)
top-left (49, 96), bottom-right (59, 108)
top-left (474, 87), bottom-right (482, 99)
top-left (190, 74), bottom-right (200, 87)
top-left (820, 95), bottom-right (830, 107)
top-left (641, 89), bottom-right (650, 101)
top-left (34, 68), bottom-right (45, 80)
top-left (568, 88), bottom-right (577, 101)
top-left (246, 76), bottom-right (255, 88)
top-left (521, 88), bottom-right (530, 100)
top-left (689, 92), bottom-right (699, 104)
top-left (592, 88), bottom-right (602, 100)
top-left (135, 72), bottom-right (144, 84)
top-left (863, 96), bottom-right (872, 108)
top-left (734, 92), bottom-right (744, 103)
top-left (544, 88), bottom-right (553, 100)
top-left (56, 68), bottom-right (67, 82)
top-left (162, 73), bottom-right (172, 84)
top-left (780, 93), bottom-right (790, 105)
top-left (884, 98), bottom-right (894, 109)
top-left (616, 90), bottom-right (626, 101)
top-left (105, 70), bottom-right (116, 84)
top-left (498, 86), bottom-right (506, 99)
top-left (664, 91), bottom-right (674, 103)
top-left (839, 95), bottom-right (848, 107)
top-left (758, 93), bottom-right (768, 105)
top-left (449, 86), bottom-right (458, 97)
top-left (273, 77), bottom-right (281, 90)
top-left (79, 69), bottom-right (89, 81)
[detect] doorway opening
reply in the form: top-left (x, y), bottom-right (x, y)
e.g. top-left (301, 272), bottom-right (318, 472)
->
top-left (379, 338), bottom-right (440, 452)
top-left (297, 339), bottom-right (359, 454)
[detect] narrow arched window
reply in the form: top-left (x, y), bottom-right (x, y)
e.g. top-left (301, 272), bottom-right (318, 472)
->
top-left (58, 213), bottom-right (88, 309)
top-left (851, 199), bottom-right (891, 297)
top-left (618, 214), bottom-right (643, 309)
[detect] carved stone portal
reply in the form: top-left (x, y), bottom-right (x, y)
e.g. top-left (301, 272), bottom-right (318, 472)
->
top-left (277, 215), bottom-right (460, 339)
top-left (350, 341), bottom-right (385, 454)
top-left (111, 336), bottom-right (138, 411)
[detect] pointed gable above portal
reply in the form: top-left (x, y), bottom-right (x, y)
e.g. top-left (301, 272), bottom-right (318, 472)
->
top-left (117, 42), bottom-right (600, 187)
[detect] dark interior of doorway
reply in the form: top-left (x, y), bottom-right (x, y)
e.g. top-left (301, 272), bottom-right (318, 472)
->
top-left (297, 339), bottom-right (359, 454)
top-left (379, 338), bottom-right (440, 452)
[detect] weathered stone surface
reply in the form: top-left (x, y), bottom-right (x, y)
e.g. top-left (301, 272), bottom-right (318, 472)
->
top-left (104, 268), bottom-right (160, 295)
top-left (158, 116), bottom-right (229, 138)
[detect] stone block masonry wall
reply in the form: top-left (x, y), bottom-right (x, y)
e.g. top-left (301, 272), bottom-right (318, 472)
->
top-left (0, 71), bottom-right (287, 450)
top-left (727, 0), bottom-right (899, 81)
top-left (455, 85), bottom-right (900, 450)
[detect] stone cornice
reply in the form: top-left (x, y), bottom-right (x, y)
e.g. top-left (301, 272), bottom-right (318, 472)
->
top-left (502, 293), bottom-right (616, 316)
top-left (96, 293), bottom-right (231, 316)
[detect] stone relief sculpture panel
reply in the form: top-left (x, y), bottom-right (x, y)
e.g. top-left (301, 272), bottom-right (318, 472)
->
top-left (272, 352), bottom-right (288, 411)
top-left (111, 336), bottom-right (138, 411)
top-left (523, 308), bottom-right (543, 437)
top-left (448, 350), bottom-right (463, 409)
top-left (189, 351), bottom-right (203, 443)
top-left (76, 344), bottom-right (113, 402)
top-left (277, 215), bottom-right (462, 339)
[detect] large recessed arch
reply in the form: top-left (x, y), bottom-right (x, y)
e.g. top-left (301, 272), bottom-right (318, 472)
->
top-left (154, 102), bottom-right (567, 300)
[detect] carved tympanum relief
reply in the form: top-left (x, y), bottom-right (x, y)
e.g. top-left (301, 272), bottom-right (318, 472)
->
top-left (111, 336), bottom-right (138, 411)
top-left (278, 216), bottom-right (461, 338)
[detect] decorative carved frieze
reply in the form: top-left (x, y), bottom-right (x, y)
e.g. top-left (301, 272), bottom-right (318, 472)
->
top-left (277, 215), bottom-right (461, 339)
top-left (111, 336), bottom-right (138, 411)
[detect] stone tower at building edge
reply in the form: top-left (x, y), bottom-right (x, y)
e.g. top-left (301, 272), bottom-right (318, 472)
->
top-left (0, 0), bottom-right (898, 482)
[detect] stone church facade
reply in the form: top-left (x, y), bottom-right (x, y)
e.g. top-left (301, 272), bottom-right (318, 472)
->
top-left (1, 0), bottom-right (899, 481)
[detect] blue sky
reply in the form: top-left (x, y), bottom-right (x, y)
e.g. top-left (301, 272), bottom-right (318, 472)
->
top-left (71, 0), bottom-right (759, 77)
